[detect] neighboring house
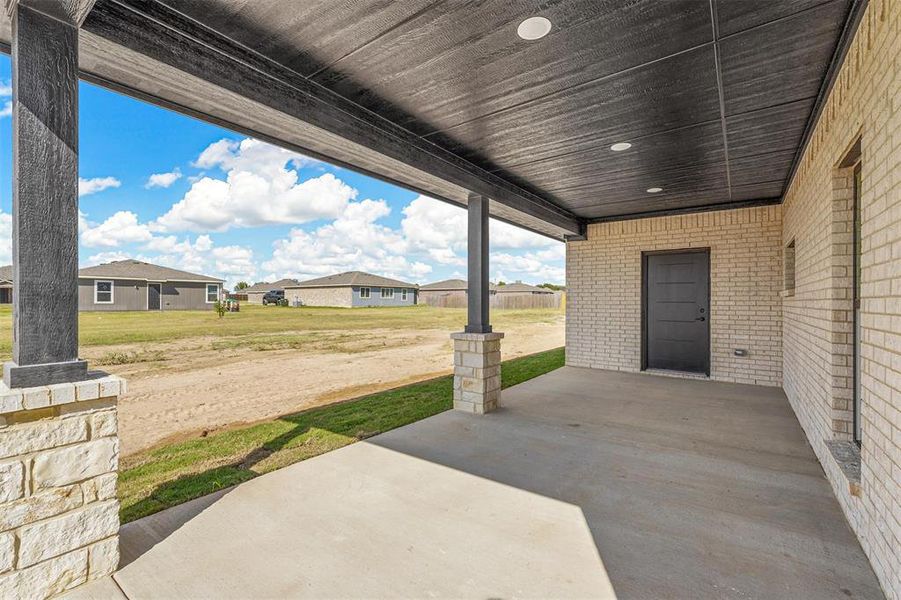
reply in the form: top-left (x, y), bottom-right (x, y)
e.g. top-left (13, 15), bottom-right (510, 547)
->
top-left (78, 259), bottom-right (224, 311)
top-left (493, 281), bottom-right (554, 296)
top-left (284, 271), bottom-right (418, 307)
top-left (0, 265), bottom-right (11, 304)
top-left (419, 278), bottom-right (497, 306)
top-left (243, 279), bottom-right (300, 304)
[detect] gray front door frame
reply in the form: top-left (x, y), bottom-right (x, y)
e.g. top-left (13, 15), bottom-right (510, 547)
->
top-left (148, 283), bottom-right (162, 310)
top-left (641, 248), bottom-right (711, 375)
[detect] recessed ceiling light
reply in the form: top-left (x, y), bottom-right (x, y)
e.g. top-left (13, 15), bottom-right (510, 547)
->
top-left (517, 16), bottom-right (552, 40)
top-left (647, 187), bottom-right (663, 193)
top-left (610, 142), bottom-right (632, 152)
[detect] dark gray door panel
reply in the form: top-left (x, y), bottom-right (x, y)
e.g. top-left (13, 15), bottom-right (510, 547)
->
top-left (149, 283), bottom-right (161, 311)
top-left (644, 250), bottom-right (710, 374)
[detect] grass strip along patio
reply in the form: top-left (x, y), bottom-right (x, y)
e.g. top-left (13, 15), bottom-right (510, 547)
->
top-left (119, 347), bottom-right (565, 523)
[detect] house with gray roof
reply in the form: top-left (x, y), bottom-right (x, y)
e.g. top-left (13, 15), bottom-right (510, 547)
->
top-left (0, 265), bottom-right (11, 304)
top-left (284, 271), bottom-right (418, 307)
top-left (493, 281), bottom-right (554, 296)
top-left (242, 279), bottom-right (300, 304)
top-left (419, 278), bottom-right (497, 305)
top-left (78, 259), bottom-right (224, 312)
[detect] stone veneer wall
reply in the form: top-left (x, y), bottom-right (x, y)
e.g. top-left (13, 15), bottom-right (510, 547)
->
top-left (566, 206), bottom-right (783, 386)
top-left (451, 332), bottom-right (503, 414)
top-left (780, 0), bottom-right (900, 596)
top-left (0, 376), bottom-right (123, 598)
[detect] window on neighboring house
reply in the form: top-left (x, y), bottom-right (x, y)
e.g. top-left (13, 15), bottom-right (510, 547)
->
top-left (784, 239), bottom-right (796, 295)
top-left (381, 287), bottom-right (395, 299)
top-left (360, 287), bottom-right (371, 299)
top-left (94, 280), bottom-right (113, 304)
top-left (206, 284), bottom-right (219, 303)
top-left (401, 289), bottom-right (408, 301)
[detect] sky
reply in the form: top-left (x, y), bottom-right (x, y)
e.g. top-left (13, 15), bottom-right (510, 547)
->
top-left (0, 55), bottom-right (564, 290)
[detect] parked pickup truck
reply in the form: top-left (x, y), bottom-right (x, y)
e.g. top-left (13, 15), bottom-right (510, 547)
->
top-left (262, 290), bottom-right (286, 306)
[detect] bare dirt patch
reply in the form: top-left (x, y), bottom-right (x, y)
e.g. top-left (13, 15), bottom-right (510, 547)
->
top-left (94, 317), bottom-right (564, 456)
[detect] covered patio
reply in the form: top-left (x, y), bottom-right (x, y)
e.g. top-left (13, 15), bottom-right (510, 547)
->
top-left (68, 368), bottom-right (880, 599)
top-left (0, 0), bottom-right (898, 598)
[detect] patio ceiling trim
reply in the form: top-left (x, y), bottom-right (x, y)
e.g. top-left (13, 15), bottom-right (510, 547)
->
top-left (782, 0), bottom-right (869, 197)
top-left (587, 197), bottom-right (782, 224)
top-left (75, 0), bottom-right (583, 238)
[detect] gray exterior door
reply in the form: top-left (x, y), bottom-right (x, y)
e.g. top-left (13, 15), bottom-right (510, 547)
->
top-left (643, 250), bottom-right (710, 374)
top-left (148, 283), bottom-right (161, 310)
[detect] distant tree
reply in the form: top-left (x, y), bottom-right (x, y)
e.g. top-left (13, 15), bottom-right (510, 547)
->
top-left (538, 283), bottom-right (565, 291)
top-left (495, 280), bottom-right (506, 286)
top-left (235, 281), bottom-right (250, 290)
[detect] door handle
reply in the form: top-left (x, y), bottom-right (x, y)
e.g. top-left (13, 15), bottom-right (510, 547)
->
top-left (696, 316), bottom-right (705, 322)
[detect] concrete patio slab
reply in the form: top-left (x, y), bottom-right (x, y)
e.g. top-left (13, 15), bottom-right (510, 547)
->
top-left (58, 576), bottom-right (127, 600)
top-left (112, 367), bottom-right (884, 599)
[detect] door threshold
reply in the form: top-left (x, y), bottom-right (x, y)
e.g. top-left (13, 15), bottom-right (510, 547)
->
top-left (642, 368), bottom-right (710, 381)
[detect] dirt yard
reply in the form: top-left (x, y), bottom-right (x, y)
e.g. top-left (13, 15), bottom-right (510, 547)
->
top-left (73, 311), bottom-right (564, 455)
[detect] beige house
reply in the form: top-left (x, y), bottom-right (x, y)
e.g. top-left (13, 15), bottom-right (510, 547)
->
top-left (242, 279), bottom-right (299, 304)
top-left (493, 281), bottom-right (554, 296)
top-left (419, 278), bottom-right (497, 305)
top-left (78, 260), bottom-right (224, 312)
top-left (284, 271), bottom-right (418, 307)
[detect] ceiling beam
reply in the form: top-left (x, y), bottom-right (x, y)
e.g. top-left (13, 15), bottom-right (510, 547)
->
top-left (79, 0), bottom-right (582, 237)
top-left (5, 0), bottom-right (98, 26)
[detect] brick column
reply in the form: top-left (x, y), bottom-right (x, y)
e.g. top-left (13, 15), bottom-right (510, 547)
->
top-left (451, 332), bottom-right (504, 414)
top-left (0, 375), bottom-right (124, 598)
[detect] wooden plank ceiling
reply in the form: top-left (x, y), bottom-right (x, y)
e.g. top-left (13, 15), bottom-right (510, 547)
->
top-left (87, 0), bottom-right (853, 227)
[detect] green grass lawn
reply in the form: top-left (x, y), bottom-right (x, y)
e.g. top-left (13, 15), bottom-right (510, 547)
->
top-left (119, 347), bottom-right (565, 523)
top-left (0, 304), bottom-right (562, 358)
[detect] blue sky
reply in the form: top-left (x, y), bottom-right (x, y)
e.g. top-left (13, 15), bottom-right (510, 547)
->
top-left (0, 55), bottom-right (564, 289)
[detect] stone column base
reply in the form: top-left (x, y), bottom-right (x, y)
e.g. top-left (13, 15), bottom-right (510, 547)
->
top-left (451, 332), bottom-right (504, 414)
top-left (0, 374), bottom-right (124, 599)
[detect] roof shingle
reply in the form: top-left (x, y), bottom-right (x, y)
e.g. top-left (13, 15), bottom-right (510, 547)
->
top-left (77, 259), bottom-right (223, 283)
top-left (287, 271), bottom-right (417, 289)
top-left (243, 279), bottom-right (301, 293)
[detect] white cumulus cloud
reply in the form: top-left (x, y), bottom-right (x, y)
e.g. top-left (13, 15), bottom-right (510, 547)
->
top-left (155, 138), bottom-right (353, 232)
top-left (0, 210), bottom-right (11, 265)
top-left (0, 81), bottom-right (10, 119)
top-left (80, 211), bottom-right (153, 248)
top-left (79, 177), bottom-right (121, 197)
top-left (263, 198), bottom-right (431, 282)
top-left (401, 195), bottom-right (558, 255)
top-left (145, 169), bottom-right (182, 189)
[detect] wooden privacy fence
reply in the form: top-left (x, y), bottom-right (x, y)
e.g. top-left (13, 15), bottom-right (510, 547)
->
top-left (421, 292), bottom-right (564, 310)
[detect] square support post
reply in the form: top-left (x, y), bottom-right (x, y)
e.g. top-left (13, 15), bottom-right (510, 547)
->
top-left (466, 194), bottom-right (491, 334)
top-left (453, 194), bottom-right (503, 414)
top-left (0, 5), bottom-right (123, 598)
top-left (4, 1), bottom-right (88, 387)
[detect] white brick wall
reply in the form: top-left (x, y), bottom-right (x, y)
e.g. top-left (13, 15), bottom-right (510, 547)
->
top-left (567, 206), bottom-right (783, 386)
top-left (0, 377), bottom-right (123, 599)
top-left (567, 2), bottom-right (899, 596)
top-left (780, 1), bottom-right (900, 597)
